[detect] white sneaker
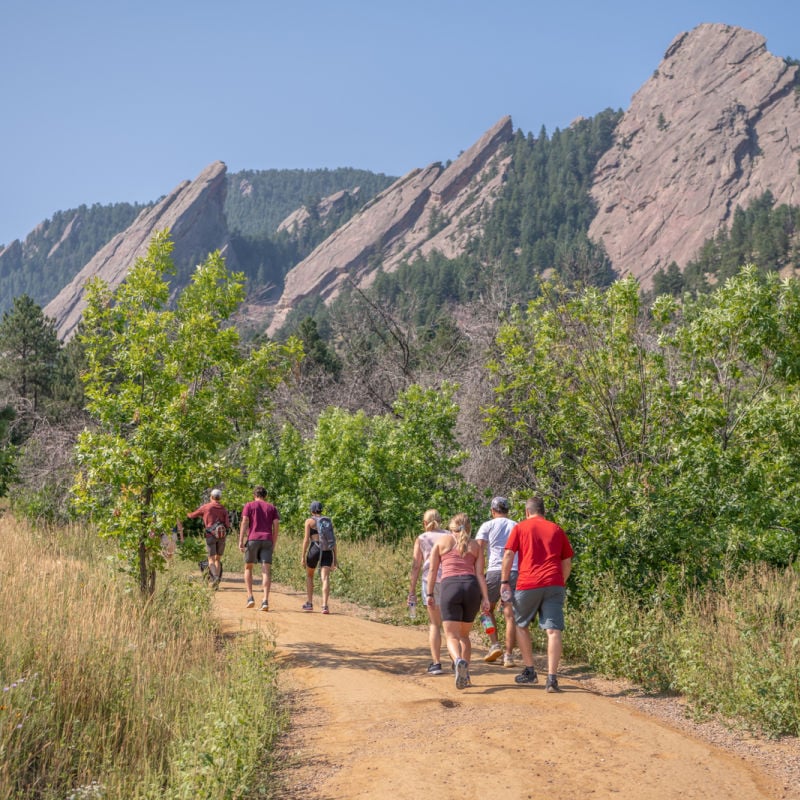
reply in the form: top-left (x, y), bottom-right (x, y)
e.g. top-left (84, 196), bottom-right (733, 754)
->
top-left (455, 658), bottom-right (470, 690)
top-left (484, 643), bottom-right (503, 663)
top-left (503, 653), bottom-right (515, 667)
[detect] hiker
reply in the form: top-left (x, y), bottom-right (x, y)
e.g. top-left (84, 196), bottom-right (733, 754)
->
top-left (501, 496), bottom-right (573, 692)
top-left (475, 496), bottom-right (518, 666)
top-left (238, 486), bottom-right (280, 611)
top-left (427, 513), bottom-right (490, 690)
top-left (408, 509), bottom-right (448, 674)
top-left (187, 488), bottom-right (230, 588)
top-left (301, 501), bottom-right (337, 614)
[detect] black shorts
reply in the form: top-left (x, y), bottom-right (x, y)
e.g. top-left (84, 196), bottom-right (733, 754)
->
top-left (306, 542), bottom-right (333, 569)
top-left (244, 539), bottom-right (273, 564)
top-left (439, 574), bottom-right (481, 622)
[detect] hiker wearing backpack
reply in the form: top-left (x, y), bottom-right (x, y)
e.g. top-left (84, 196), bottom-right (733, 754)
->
top-left (238, 486), bottom-right (280, 611)
top-left (187, 488), bottom-right (230, 589)
top-left (301, 501), bottom-right (337, 614)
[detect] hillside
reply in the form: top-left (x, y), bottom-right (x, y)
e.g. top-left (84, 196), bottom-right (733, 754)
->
top-left (7, 23), bottom-right (800, 338)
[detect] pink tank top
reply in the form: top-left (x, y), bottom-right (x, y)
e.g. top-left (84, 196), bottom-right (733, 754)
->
top-left (440, 539), bottom-right (477, 579)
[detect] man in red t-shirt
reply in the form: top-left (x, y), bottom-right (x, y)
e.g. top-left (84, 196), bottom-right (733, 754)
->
top-left (238, 486), bottom-right (280, 611)
top-left (501, 496), bottom-right (573, 693)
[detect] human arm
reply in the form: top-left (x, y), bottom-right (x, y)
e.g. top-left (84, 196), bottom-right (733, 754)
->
top-left (500, 548), bottom-right (515, 584)
top-left (408, 537), bottom-right (423, 602)
top-left (561, 557), bottom-right (572, 583)
top-left (426, 543), bottom-right (441, 605)
top-left (271, 518), bottom-right (279, 551)
top-left (473, 541), bottom-right (490, 612)
top-left (239, 513), bottom-right (249, 550)
top-left (302, 518), bottom-right (313, 565)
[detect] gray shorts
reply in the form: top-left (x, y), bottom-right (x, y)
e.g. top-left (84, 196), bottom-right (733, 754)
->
top-left (245, 539), bottom-right (274, 564)
top-left (205, 535), bottom-right (226, 557)
top-left (514, 585), bottom-right (566, 630)
top-left (485, 570), bottom-right (517, 605)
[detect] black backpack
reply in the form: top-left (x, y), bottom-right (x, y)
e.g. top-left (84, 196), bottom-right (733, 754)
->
top-left (317, 516), bottom-right (336, 551)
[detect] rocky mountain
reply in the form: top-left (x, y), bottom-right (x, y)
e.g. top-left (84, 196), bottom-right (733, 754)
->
top-left (266, 116), bottom-right (513, 335)
top-left (589, 23), bottom-right (800, 287)
top-left (44, 162), bottom-right (231, 339)
top-left (26, 23), bottom-right (800, 339)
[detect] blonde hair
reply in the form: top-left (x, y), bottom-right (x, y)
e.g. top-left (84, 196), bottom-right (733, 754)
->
top-left (448, 513), bottom-right (471, 556)
top-left (423, 509), bottom-right (442, 531)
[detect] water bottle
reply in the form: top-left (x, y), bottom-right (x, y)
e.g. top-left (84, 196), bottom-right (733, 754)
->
top-left (480, 612), bottom-right (495, 635)
top-left (500, 584), bottom-right (512, 603)
top-left (408, 596), bottom-right (417, 619)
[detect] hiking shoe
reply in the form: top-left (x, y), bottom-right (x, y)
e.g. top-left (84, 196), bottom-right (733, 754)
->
top-left (455, 658), bottom-right (470, 690)
top-left (426, 662), bottom-right (444, 675)
top-left (545, 675), bottom-right (562, 693)
top-left (260, 600), bottom-right (269, 612)
top-left (246, 596), bottom-right (255, 608)
top-left (322, 606), bottom-right (330, 614)
top-left (302, 602), bottom-right (313, 612)
top-left (515, 666), bottom-right (538, 685)
top-left (484, 642), bottom-right (503, 663)
top-left (503, 653), bottom-right (515, 668)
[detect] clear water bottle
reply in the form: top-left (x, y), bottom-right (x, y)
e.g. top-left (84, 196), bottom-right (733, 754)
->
top-left (500, 584), bottom-right (512, 603)
top-left (408, 596), bottom-right (417, 619)
top-left (480, 612), bottom-right (495, 635)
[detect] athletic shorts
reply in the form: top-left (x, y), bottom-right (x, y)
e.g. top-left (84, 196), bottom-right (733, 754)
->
top-left (205, 535), bottom-right (226, 557)
top-left (439, 575), bottom-right (481, 623)
top-left (485, 570), bottom-right (518, 605)
top-left (306, 542), bottom-right (334, 569)
top-left (244, 539), bottom-right (274, 564)
top-left (513, 585), bottom-right (566, 631)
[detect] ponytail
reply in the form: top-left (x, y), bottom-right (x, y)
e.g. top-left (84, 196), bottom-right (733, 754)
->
top-left (448, 513), bottom-right (471, 556)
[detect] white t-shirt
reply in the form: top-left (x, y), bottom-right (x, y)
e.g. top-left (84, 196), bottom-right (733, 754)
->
top-left (417, 529), bottom-right (447, 585)
top-left (475, 516), bottom-right (518, 572)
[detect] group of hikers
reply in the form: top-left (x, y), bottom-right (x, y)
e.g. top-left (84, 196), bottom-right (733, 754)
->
top-left (182, 487), bottom-right (573, 692)
top-left (409, 496), bottom-right (573, 691)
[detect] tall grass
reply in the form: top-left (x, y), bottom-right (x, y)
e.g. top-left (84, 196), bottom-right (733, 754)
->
top-left (0, 515), bottom-right (286, 800)
top-left (567, 564), bottom-right (800, 737)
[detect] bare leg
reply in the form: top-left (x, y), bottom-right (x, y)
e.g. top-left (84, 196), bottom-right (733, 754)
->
top-left (427, 604), bottom-right (443, 663)
top-left (442, 620), bottom-right (464, 665)
top-left (503, 600), bottom-right (517, 655)
top-left (262, 563), bottom-right (271, 604)
top-left (320, 566), bottom-right (331, 606)
top-left (305, 567), bottom-right (315, 603)
top-left (546, 628), bottom-right (563, 674)
top-left (244, 564), bottom-right (254, 597)
top-left (516, 624), bottom-right (535, 668)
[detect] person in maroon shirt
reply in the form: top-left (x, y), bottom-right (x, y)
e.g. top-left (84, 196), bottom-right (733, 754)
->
top-left (238, 486), bottom-right (280, 611)
top-left (501, 496), bottom-right (573, 693)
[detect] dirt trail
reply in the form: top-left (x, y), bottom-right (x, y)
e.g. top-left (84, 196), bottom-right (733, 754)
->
top-left (213, 575), bottom-right (795, 800)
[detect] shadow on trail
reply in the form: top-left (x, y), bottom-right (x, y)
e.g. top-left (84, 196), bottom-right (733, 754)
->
top-left (279, 638), bottom-right (425, 676)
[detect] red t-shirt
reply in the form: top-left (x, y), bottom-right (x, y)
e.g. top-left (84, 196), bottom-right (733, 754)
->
top-left (187, 500), bottom-right (230, 531)
top-left (241, 499), bottom-right (279, 541)
top-left (505, 516), bottom-right (574, 590)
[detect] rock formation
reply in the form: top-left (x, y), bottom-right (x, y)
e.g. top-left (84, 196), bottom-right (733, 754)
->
top-left (588, 24), bottom-right (800, 287)
top-left (266, 116), bottom-right (513, 335)
top-left (44, 161), bottom-right (232, 340)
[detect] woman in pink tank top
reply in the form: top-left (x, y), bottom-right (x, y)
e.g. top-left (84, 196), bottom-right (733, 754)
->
top-left (426, 513), bottom-right (490, 689)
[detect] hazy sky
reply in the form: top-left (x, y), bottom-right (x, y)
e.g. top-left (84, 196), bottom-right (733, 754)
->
top-left (1, 0), bottom-right (798, 247)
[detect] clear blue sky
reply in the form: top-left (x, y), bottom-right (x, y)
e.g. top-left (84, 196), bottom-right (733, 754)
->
top-left (1, 0), bottom-right (798, 246)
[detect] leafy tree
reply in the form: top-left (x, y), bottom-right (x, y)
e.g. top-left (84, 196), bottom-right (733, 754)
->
top-left (0, 406), bottom-right (17, 496)
top-left (485, 269), bottom-right (800, 599)
top-left (257, 383), bottom-right (479, 542)
top-left (72, 231), bottom-right (302, 594)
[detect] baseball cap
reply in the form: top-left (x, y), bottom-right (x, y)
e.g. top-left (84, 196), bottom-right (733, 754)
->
top-left (490, 496), bottom-right (509, 513)
top-left (310, 501), bottom-right (323, 514)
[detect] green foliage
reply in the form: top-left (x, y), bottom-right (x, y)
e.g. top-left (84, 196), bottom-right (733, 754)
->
top-left (0, 202), bottom-right (147, 313)
top-left (568, 564), bottom-right (800, 736)
top-left (72, 231), bottom-right (302, 593)
top-left (0, 515), bottom-right (287, 799)
top-left (0, 294), bottom-right (62, 425)
top-left (246, 383), bottom-right (479, 542)
top-left (653, 192), bottom-right (800, 295)
top-left (486, 268), bottom-right (800, 597)
top-left (0, 406), bottom-right (17, 496)
top-left (224, 167), bottom-right (396, 238)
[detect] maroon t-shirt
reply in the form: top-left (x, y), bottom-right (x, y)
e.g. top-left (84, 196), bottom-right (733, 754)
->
top-left (241, 499), bottom-right (279, 541)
